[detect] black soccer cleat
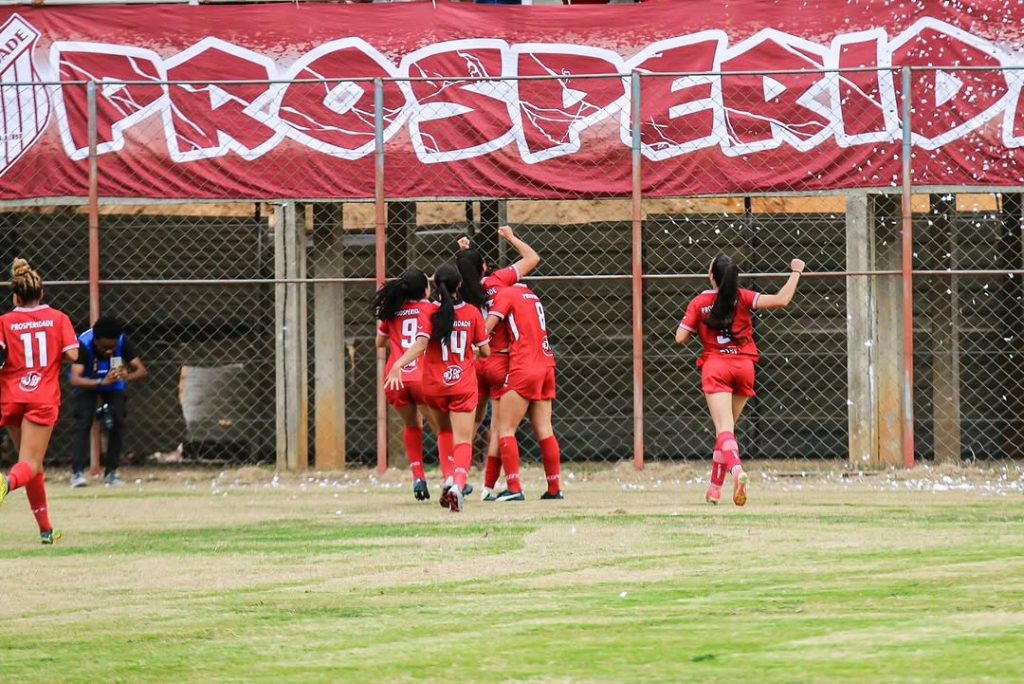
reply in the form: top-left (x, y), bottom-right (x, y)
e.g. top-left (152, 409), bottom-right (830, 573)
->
top-left (462, 483), bottom-right (473, 497)
top-left (413, 478), bottom-right (430, 501)
top-left (495, 489), bottom-right (525, 502)
top-left (540, 491), bottom-right (564, 500)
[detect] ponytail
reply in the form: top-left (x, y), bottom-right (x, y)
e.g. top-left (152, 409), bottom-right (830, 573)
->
top-left (10, 258), bottom-right (42, 305)
top-left (373, 268), bottom-right (427, 321)
top-left (704, 254), bottom-right (740, 332)
top-left (431, 262), bottom-right (462, 342)
top-left (454, 247), bottom-right (488, 308)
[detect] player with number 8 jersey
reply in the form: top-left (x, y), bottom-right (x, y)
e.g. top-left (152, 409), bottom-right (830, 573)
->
top-left (0, 258), bottom-right (79, 545)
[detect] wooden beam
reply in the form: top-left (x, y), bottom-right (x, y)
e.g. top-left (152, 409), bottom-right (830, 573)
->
top-left (312, 203), bottom-right (346, 470)
top-left (274, 201), bottom-right (309, 471)
top-left (846, 191), bottom-right (878, 465)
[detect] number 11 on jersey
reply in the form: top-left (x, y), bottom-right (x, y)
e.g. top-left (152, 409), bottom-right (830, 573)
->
top-left (20, 331), bottom-right (47, 368)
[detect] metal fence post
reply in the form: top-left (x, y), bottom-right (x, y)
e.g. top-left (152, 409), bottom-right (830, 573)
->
top-left (374, 77), bottom-right (388, 475)
top-left (630, 71), bottom-right (645, 470)
top-left (900, 65), bottom-right (916, 469)
top-left (86, 80), bottom-right (102, 477)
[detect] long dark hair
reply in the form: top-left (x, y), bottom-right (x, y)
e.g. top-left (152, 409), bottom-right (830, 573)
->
top-left (454, 246), bottom-right (488, 308)
top-left (704, 254), bottom-right (741, 332)
top-left (373, 269), bottom-right (428, 321)
top-left (431, 263), bottom-right (463, 342)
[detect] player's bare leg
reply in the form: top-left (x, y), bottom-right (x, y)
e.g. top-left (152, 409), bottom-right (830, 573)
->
top-left (2, 421), bottom-right (60, 543)
top-left (395, 403), bottom-right (430, 501)
top-left (528, 400), bottom-right (562, 499)
top-left (495, 390), bottom-right (530, 500)
top-left (481, 399), bottom-right (502, 500)
top-left (703, 392), bottom-right (748, 505)
top-left (447, 410), bottom-right (476, 513)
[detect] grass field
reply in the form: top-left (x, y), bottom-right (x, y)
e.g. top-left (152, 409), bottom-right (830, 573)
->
top-left (1, 462), bottom-right (1023, 683)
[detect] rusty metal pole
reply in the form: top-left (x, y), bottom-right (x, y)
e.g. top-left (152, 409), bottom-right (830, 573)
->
top-left (374, 77), bottom-right (388, 475)
top-left (86, 80), bottom-right (102, 477)
top-left (630, 71), bottom-right (645, 470)
top-left (900, 65), bottom-right (916, 469)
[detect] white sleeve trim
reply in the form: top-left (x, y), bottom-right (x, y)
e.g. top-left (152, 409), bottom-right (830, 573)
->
top-left (751, 292), bottom-right (761, 310)
top-left (62, 343), bottom-right (80, 352)
top-left (679, 323), bottom-right (697, 333)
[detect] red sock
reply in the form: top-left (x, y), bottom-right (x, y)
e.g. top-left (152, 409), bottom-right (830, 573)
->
top-left (719, 431), bottom-right (743, 471)
top-left (403, 427), bottom-right (426, 480)
top-left (710, 450), bottom-right (727, 487)
top-left (483, 453), bottom-right (502, 489)
top-left (5, 461), bottom-right (35, 491)
top-left (498, 436), bottom-right (522, 493)
top-left (437, 431), bottom-right (454, 480)
top-left (25, 473), bottom-right (52, 532)
top-left (539, 436), bottom-right (561, 494)
top-left (453, 442), bottom-right (472, 489)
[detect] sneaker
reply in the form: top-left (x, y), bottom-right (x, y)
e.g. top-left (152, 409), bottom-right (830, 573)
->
top-left (104, 472), bottom-right (125, 486)
top-left (732, 470), bottom-right (749, 506)
top-left (70, 472), bottom-right (88, 489)
top-left (462, 483), bottom-right (473, 497)
top-left (480, 486), bottom-right (495, 502)
top-left (448, 485), bottom-right (465, 513)
top-left (413, 478), bottom-right (430, 501)
top-left (495, 489), bottom-right (525, 502)
top-left (705, 484), bottom-right (721, 505)
top-left (540, 490), bottom-right (564, 500)
top-left (439, 476), bottom-right (454, 509)
top-left (40, 529), bottom-right (62, 545)
top-left (0, 474), bottom-right (8, 508)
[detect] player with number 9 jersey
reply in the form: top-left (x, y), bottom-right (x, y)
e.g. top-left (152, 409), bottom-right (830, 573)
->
top-left (0, 301), bottom-right (78, 423)
top-left (378, 301), bottom-right (432, 407)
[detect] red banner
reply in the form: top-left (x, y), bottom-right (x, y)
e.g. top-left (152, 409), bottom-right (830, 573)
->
top-left (0, 1), bottom-right (1022, 200)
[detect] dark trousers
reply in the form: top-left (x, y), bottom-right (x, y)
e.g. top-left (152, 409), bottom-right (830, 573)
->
top-left (71, 391), bottom-right (127, 475)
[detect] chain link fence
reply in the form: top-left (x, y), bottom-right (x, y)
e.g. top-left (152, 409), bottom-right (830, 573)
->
top-left (1, 67), bottom-right (1022, 471)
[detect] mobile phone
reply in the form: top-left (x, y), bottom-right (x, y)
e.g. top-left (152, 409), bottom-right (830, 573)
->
top-left (110, 356), bottom-right (124, 371)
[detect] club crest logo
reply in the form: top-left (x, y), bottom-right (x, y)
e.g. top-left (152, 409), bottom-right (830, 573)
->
top-left (442, 365), bottom-right (462, 386)
top-left (19, 370), bottom-right (42, 392)
top-left (0, 15), bottom-right (50, 178)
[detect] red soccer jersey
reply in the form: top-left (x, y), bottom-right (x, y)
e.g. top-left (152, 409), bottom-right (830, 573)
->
top-left (377, 299), bottom-right (433, 382)
top-left (0, 305), bottom-right (78, 405)
top-left (416, 301), bottom-right (489, 397)
top-left (489, 283), bottom-right (555, 370)
top-left (481, 264), bottom-right (520, 351)
top-left (679, 288), bottom-right (761, 366)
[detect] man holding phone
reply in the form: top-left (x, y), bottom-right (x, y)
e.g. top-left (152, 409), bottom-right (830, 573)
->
top-left (69, 316), bottom-right (147, 487)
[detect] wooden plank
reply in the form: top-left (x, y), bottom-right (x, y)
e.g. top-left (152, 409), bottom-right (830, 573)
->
top-left (274, 201), bottom-right (309, 471)
top-left (313, 203), bottom-right (346, 470)
top-left (873, 195), bottom-right (905, 466)
top-left (928, 194), bottom-right (962, 464)
top-left (845, 191), bottom-right (878, 465)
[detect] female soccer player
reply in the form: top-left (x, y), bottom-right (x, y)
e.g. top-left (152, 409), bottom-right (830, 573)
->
top-left (454, 225), bottom-right (540, 500)
top-left (0, 259), bottom-right (80, 543)
top-left (374, 268), bottom-right (440, 501)
top-left (384, 263), bottom-right (490, 513)
top-left (485, 282), bottom-right (563, 501)
top-left (675, 255), bottom-right (805, 506)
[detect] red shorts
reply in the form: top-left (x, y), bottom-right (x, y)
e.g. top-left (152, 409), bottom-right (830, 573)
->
top-left (424, 390), bottom-right (478, 414)
top-left (503, 365), bottom-right (556, 401)
top-left (1, 402), bottom-right (59, 427)
top-left (385, 380), bottom-right (426, 409)
top-left (701, 356), bottom-right (756, 397)
top-left (477, 353), bottom-right (510, 401)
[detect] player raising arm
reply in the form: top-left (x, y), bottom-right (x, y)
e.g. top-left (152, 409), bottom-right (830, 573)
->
top-left (374, 268), bottom-right (439, 502)
top-left (675, 255), bottom-right (805, 506)
top-left (0, 259), bottom-right (80, 544)
top-left (455, 225), bottom-right (540, 499)
top-left (384, 263), bottom-right (490, 513)
top-left (485, 283), bottom-right (563, 501)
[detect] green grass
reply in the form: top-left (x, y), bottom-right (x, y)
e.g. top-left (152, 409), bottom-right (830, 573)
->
top-left (0, 468), bottom-right (1022, 683)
